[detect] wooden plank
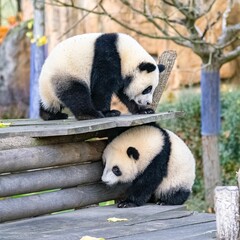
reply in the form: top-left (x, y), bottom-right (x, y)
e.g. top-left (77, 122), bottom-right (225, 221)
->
top-left (0, 129), bottom-right (112, 150)
top-left (0, 112), bottom-right (184, 138)
top-left (0, 205), bottom-right (216, 239)
top-left (0, 162), bottom-right (103, 197)
top-left (152, 50), bottom-right (177, 110)
top-left (0, 141), bottom-right (106, 173)
top-left (0, 183), bottom-right (127, 222)
top-left (113, 222), bottom-right (216, 240)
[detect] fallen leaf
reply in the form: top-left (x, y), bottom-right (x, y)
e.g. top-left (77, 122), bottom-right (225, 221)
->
top-left (107, 217), bottom-right (128, 222)
top-left (80, 236), bottom-right (105, 240)
top-left (0, 122), bottom-right (11, 128)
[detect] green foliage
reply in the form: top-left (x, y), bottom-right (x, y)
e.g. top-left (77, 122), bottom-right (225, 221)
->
top-left (157, 89), bottom-right (240, 211)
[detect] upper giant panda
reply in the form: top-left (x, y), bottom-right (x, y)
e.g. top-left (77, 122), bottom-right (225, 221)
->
top-left (101, 124), bottom-right (195, 208)
top-left (39, 33), bottom-right (165, 120)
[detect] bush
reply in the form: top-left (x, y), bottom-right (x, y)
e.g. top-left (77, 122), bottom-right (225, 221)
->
top-left (157, 89), bottom-right (240, 211)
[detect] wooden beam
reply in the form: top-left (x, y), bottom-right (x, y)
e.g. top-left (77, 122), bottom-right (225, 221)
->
top-left (0, 141), bottom-right (106, 173)
top-left (0, 183), bottom-right (127, 223)
top-left (0, 162), bottom-right (103, 197)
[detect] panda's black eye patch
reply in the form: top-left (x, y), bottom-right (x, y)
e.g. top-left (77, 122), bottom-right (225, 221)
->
top-left (142, 86), bottom-right (152, 95)
top-left (139, 62), bottom-right (156, 73)
top-left (112, 166), bottom-right (122, 176)
top-left (127, 147), bottom-right (139, 160)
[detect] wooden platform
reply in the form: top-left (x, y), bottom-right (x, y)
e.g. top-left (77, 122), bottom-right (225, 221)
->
top-left (0, 113), bottom-right (217, 239)
top-left (0, 204), bottom-right (216, 240)
top-left (0, 111), bottom-right (183, 138)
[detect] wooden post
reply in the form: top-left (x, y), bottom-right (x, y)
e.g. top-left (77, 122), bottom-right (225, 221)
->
top-left (201, 66), bottom-right (221, 208)
top-left (215, 186), bottom-right (240, 240)
top-left (237, 169), bottom-right (240, 187)
top-left (29, 0), bottom-right (45, 118)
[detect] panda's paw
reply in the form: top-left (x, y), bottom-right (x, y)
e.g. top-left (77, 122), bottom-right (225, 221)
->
top-left (156, 201), bottom-right (165, 206)
top-left (103, 110), bottom-right (121, 117)
top-left (56, 112), bottom-right (69, 120)
top-left (137, 108), bottom-right (155, 114)
top-left (117, 200), bottom-right (137, 208)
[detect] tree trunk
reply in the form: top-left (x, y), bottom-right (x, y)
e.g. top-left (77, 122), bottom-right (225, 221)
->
top-left (29, 1), bottom-right (45, 118)
top-left (200, 65), bottom-right (222, 208)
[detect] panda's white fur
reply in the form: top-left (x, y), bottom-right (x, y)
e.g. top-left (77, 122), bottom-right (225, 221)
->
top-left (39, 33), bottom-right (164, 120)
top-left (102, 124), bottom-right (195, 208)
top-left (39, 33), bottom-right (100, 111)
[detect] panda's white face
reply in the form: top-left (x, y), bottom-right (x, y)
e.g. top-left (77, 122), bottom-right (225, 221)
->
top-left (101, 145), bottom-right (139, 186)
top-left (124, 62), bottom-right (164, 106)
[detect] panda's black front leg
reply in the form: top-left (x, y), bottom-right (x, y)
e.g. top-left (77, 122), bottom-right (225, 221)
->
top-left (92, 91), bottom-right (121, 117)
top-left (117, 167), bottom-right (162, 208)
top-left (116, 91), bottom-right (155, 114)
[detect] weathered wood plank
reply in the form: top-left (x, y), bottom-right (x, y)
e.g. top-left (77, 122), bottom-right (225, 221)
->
top-left (0, 112), bottom-right (184, 138)
top-left (0, 205), bottom-right (216, 240)
top-left (0, 130), bottom-right (110, 150)
top-left (0, 183), bottom-right (127, 222)
top-left (113, 222), bottom-right (216, 240)
top-left (0, 141), bottom-right (106, 173)
top-left (215, 186), bottom-right (239, 240)
top-left (152, 50), bottom-right (177, 110)
top-left (0, 162), bottom-right (104, 197)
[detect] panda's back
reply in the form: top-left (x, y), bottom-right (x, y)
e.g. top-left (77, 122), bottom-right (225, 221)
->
top-left (155, 129), bottom-right (195, 195)
top-left (40, 33), bottom-right (102, 85)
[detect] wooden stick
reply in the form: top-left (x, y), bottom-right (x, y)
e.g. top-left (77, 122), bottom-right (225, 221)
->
top-left (0, 183), bottom-right (127, 223)
top-left (0, 162), bottom-right (103, 197)
top-left (0, 141), bottom-right (106, 173)
top-left (215, 186), bottom-right (239, 240)
top-left (152, 50), bottom-right (177, 110)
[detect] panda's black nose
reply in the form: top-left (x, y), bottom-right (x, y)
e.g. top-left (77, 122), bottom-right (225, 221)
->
top-left (147, 102), bottom-right (150, 105)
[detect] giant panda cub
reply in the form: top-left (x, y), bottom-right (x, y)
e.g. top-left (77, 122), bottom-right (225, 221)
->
top-left (101, 124), bottom-right (195, 208)
top-left (39, 33), bottom-right (165, 120)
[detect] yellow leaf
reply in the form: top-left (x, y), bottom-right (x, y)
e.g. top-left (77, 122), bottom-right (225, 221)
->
top-left (37, 36), bottom-right (48, 47)
top-left (107, 217), bottom-right (128, 222)
top-left (26, 31), bottom-right (33, 39)
top-left (80, 236), bottom-right (105, 240)
top-left (27, 20), bottom-right (34, 29)
top-left (0, 122), bottom-right (11, 128)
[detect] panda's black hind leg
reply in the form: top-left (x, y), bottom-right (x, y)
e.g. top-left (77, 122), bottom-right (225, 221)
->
top-left (156, 188), bottom-right (191, 205)
top-left (56, 78), bottom-right (104, 119)
top-left (40, 104), bottom-right (68, 120)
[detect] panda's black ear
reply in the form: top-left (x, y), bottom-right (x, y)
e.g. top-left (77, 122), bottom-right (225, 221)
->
top-left (139, 62), bottom-right (156, 73)
top-left (127, 147), bottom-right (139, 160)
top-left (158, 64), bottom-right (165, 73)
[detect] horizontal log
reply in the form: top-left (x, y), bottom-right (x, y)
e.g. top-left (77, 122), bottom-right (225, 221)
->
top-left (0, 141), bottom-right (106, 173)
top-left (0, 130), bottom-right (110, 150)
top-left (0, 162), bottom-right (103, 197)
top-left (0, 183), bottom-right (128, 223)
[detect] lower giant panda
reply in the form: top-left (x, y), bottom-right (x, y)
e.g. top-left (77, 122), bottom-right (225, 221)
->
top-left (101, 124), bottom-right (195, 208)
top-left (39, 33), bottom-right (165, 120)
